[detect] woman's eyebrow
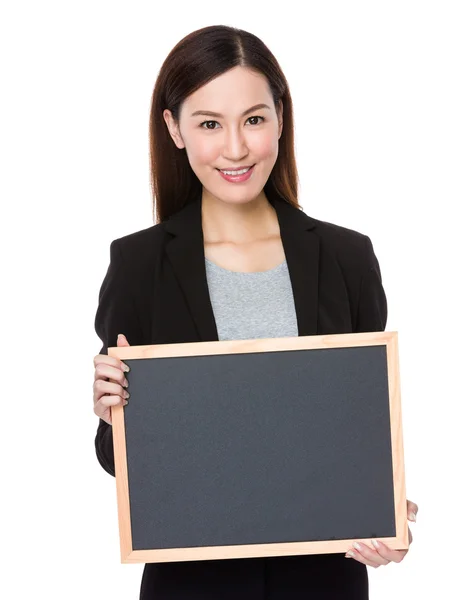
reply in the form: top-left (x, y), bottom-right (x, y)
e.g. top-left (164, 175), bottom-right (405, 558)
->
top-left (190, 103), bottom-right (271, 118)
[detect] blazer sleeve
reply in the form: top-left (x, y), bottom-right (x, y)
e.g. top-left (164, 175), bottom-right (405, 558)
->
top-left (355, 235), bottom-right (388, 333)
top-left (93, 238), bottom-right (143, 477)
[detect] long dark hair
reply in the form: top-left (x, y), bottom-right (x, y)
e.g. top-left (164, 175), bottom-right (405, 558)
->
top-left (149, 25), bottom-right (301, 223)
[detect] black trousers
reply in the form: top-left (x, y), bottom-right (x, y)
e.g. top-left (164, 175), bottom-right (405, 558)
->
top-left (139, 553), bottom-right (369, 599)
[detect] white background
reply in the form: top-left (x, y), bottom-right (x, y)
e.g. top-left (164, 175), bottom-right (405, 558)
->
top-left (2, 1), bottom-right (461, 598)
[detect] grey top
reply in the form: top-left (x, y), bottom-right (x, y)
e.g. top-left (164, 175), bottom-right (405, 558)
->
top-left (204, 257), bottom-right (298, 341)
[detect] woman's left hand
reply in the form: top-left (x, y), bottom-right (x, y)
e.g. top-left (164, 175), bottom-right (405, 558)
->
top-left (345, 499), bottom-right (418, 567)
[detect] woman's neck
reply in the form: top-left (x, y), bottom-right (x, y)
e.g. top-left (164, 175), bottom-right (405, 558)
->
top-left (201, 188), bottom-right (280, 245)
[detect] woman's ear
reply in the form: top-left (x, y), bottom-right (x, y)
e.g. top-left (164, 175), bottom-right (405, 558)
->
top-left (277, 100), bottom-right (283, 139)
top-left (163, 109), bottom-right (185, 149)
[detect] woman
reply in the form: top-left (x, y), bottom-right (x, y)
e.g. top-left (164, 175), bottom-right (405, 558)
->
top-left (93, 24), bottom-right (418, 600)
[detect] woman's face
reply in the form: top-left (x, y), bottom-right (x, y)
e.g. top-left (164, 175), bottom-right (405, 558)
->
top-left (163, 66), bottom-right (283, 206)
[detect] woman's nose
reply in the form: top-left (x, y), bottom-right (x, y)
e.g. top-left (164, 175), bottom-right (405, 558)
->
top-left (222, 126), bottom-right (248, 160)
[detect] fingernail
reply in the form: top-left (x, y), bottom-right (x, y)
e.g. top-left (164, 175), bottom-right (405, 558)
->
top-left (123, 390), bottom-right (130, 399)
top-left (122, 363), bottom-right (130, 372)
top-left (123, 378), bottom-right (129, 387)
top-left (345, 551), bottom-right (355, 558)
top-left (409, 512), bottom-right (416, 522)
top-left (353, 542), bottom-right (362, 551)
top-left (372, 539), bottom-right (380, 549)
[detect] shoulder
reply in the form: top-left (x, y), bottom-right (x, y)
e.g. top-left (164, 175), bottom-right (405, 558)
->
top-left (303, 214), bottom-right (387, 332)
top-left (306, 214), bottom-right (374, 270)
top-left (103, 223), bottom-right (170, 291)
top-left (311, 216), bottom-right (368, 245)
top-left (107, 222), bottom-right (171, 271)
top-left (111, 222), bottom-right (167, 254)
top-left (287, 200), bottom-right (370, 254)
top-left (280, 199), bottom-right (374, 265)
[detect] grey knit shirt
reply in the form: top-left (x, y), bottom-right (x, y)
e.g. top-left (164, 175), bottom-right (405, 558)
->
top-left (204, 257), bottom-right (298, 341)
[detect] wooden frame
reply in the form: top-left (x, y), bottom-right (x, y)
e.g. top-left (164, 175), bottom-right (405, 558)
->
top-left (108, 330), bottom-right (408, 564)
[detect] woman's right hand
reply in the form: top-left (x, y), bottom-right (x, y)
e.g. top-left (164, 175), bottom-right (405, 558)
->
top-left (93, 333), bottom-right (131, 425)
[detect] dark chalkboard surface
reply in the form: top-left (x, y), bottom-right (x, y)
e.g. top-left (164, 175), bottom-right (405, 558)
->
top-left (108, 331), bottom-right (408, 564)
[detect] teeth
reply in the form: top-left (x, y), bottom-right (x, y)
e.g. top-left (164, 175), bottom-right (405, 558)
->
top-left (221, 166), bottom-right (251, 175)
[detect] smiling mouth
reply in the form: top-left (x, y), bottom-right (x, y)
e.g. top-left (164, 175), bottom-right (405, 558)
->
top-left (216, 164), bottom-right (255, 174)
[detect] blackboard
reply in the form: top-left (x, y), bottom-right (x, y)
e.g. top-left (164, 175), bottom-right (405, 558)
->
top-left (108, 331), bottom-right (408, 564)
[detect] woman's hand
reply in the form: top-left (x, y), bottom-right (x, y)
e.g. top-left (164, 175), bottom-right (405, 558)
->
top-left (345, 499), bottom-right (418, 567)
top-left (93, 333), bottom-right (131, 425)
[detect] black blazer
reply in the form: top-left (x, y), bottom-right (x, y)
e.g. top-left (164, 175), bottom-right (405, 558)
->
top-left (94, 187), bottom-right (387, 599)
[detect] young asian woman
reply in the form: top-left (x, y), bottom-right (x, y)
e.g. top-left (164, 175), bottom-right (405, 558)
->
top-left (92, 24), bottom-right (418, 600)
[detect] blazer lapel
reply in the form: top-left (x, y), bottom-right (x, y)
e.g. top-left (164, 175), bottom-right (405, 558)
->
top-left (164, 190), bottom-right (219, 341)
top-left (163, 187), bottom-right (320, 341)
top-left (273, 193), bottom-right (320, 336)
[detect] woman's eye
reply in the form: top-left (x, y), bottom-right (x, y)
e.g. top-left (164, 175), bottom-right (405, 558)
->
top-left (247, 116), bottom-right (264, 126)
top-left (200, 120), bottom-right (219, 130)
top-left (199, 116), bottom-right (264, 130)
